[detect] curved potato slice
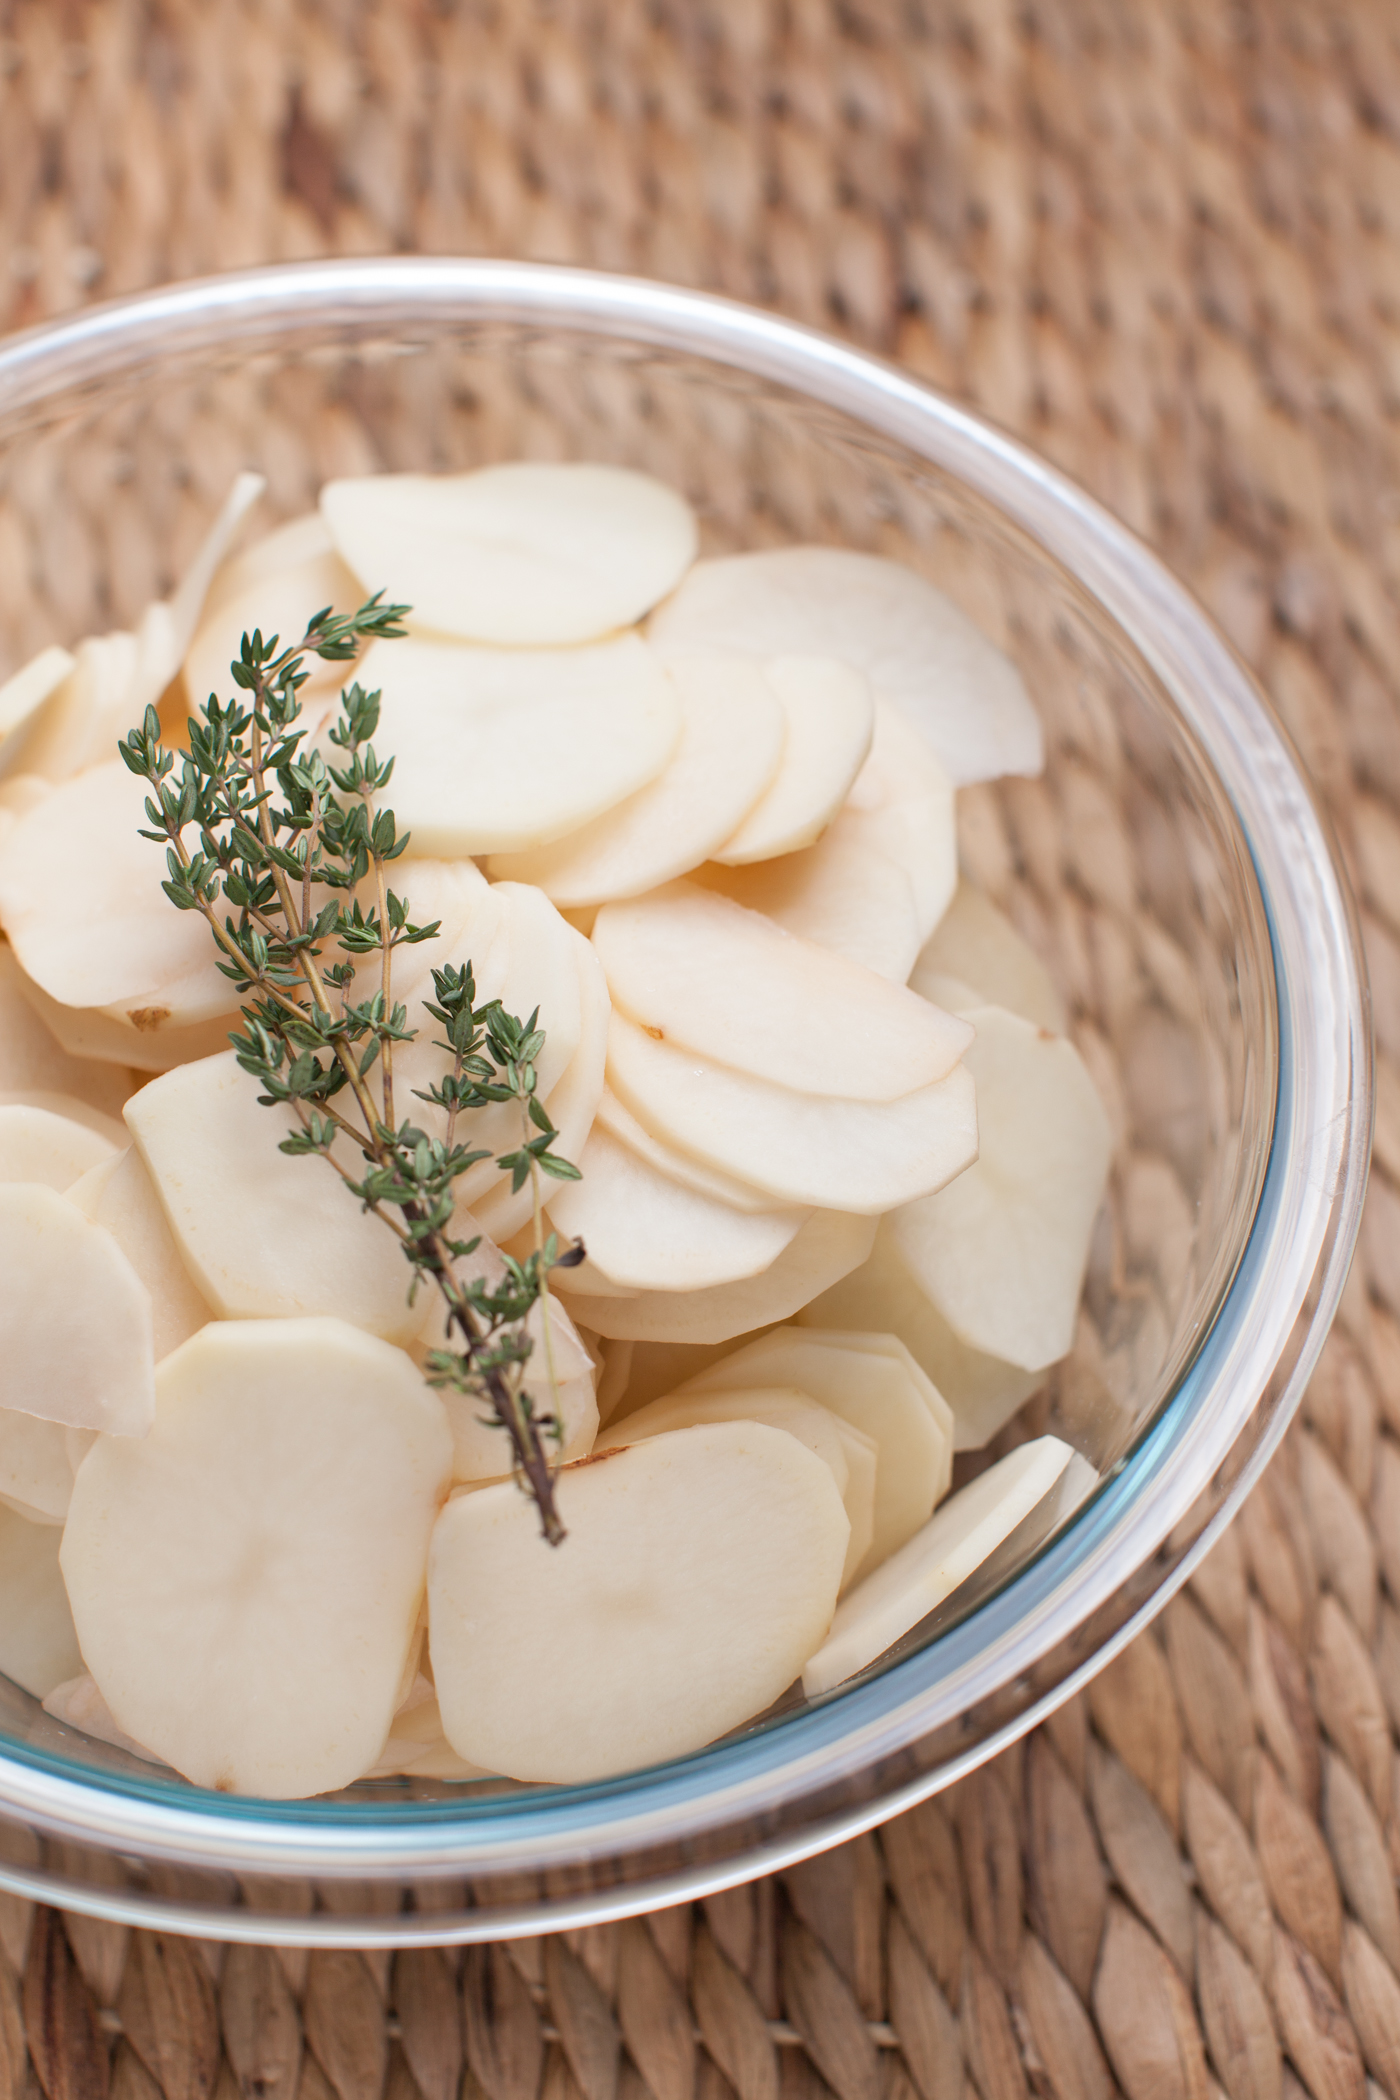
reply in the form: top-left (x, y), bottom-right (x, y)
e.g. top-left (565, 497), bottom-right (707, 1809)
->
top-left (709, 658), bottom-right (873, 864)
top-left (323, 464), bottom-right (697, 647)
top-left (67, 1148), bottom-right (212, 1363)
top-left (0, 948), bottom-right (135, 1116)
top-left (486, 658), bottom-right (786, 904)
top-left (0, 1504), bottom-right (83, 1698)
top-left (648, 547), bottom-right (1043, 786)
top-left (594, 882), bottom-right (971, 1102)
top-left (43, 1674), bottom-right (163, 1764)
top-left (0, 1102), bottom-right (118, 1190)
top-left (0, 646), bottom-right (75, 776)
top-left (695, 833), bottom-right (921, 985)
top-left (561, 1207), bottom-right (877, 1345)
top-left (429, 1423), bottom-right (847, 1782)
top-left (0, 1408), bottom-right (76, 1525)
top-left (830, 700), bottom-right (957, 942)
top-left (594, 1086), bottom-right (777, 1215)
top-left (607, 1013), bottom-right (977, 1214)
top-left (0, 1184), bottom-right (155, 1435)
top-left (0, 1091), bottom-right (126, 1149)
top-left (183, 513), bottom-right (362, 718)
top-left (911, 883), bottom-right (1067, 1034)
top-left (362, 1676), bottom-right (493, 1782)
top-left (547, 1126), bottom-right (807, 1294)
top-left (802, 1438), bottom-right (1074, 1694)
top-left (61, 1318), bottom-right (453, 1798)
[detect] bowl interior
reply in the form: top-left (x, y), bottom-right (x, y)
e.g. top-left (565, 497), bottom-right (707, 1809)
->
top-left (0, 314), bottom-right (1276, 1818)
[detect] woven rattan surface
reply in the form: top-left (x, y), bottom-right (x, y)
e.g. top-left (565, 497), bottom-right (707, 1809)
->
top-left (2, 0), bottom-right (1400, 2095)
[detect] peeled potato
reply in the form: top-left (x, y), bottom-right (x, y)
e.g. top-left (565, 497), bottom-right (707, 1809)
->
top-left (322, 463), bottom-right (698, 647)
top-left (67, 1148), bottom-right (212, 1362)
top-left (830, 700), bottom-right (958, 942)
top-left (547, 1126), bottom-right (808, 1294)
top-left (802, 1438), bottom-right (1074, 1693)
top-left (607, 1013), bottom-right (977, 1214)
top-left (647, 547), bottom-right (1043, 786)
top-left (43, 1674), bottom-right (161, 1763)
top-left (362, 1676), bottom-right (492, 1782)
top-left (3, 633), bottom-right (138, 783)
top-left (708, 658), bottom-right (874, 864)
top-left (486, 657), bottom-right (787, 904)
top-left (0, 947), bottom-right (135, 1117)
top-left (0, 1090), bottom-right (126, 1149)
top-left (11, 968), bottom-right (236, 1075)
top-left (695, 833), bottom-right (922, 986)
top-left (593, 882), bottom-right (971, 1102)
top-left (0, 1183), bottom-right (155, 1435)
top-left (356, 633), bottom-right (682, 859)
top-left (0, 1408), bottom-right (77, 1525)
top-left (125, 1050), bottom-right (425, 1344)
top-left (0, 1101), bottom-right (119, 1188)
top-left (677, 1326), bottom-right (951, 1573)
top-left (0, 1504), bottom-right (83, 1698)
top-left (183, 512), bottom-right (362, 719)
top-left (61, 1318), bottom-right (453, 1798)
top-left (429, 1422), bottom-right (847, 1781)
top-left (0, 645), bottom-right (76, 775)
top-left (594, 1086), bottom-right (780, 1215)
top-left (888, 1006), bottom-right (1112, 1371)
top-left (561, 1207), bottom-right (877, 1344)
top-left (911, 883), bottom-right (1067, 1034)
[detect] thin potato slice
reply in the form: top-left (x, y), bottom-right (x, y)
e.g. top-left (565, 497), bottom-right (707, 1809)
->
top-left (362, 1677), bottom-right (492, 1782)
top-left (61, 1318), bottom-right (453, 1798)
top-left (911, 883), bottom-right (1068, 1034)
top-left (322, 464), bottom-right (698, 646)
top-left (0, 1408), bottom-right (76, 1525)
top-left (183, 513), bottom-right (362, 719)
top-left (67, 1148), bottom-right (212, 1362)
top-left (594, 882), bottom-right (971, 1102)
top-left (0, 948), bottom-right (135, 1116)
top-left (0, 646), bottom-right (75, 774)
top-left (607, 1013), bottom-right (977, 1214)
top-left (429, 1423), bottom-right (847, 1782)
top-left (486, 658), bottom-right (786, 904)
top-left (547, 1126), bottom-right (808, 1294)
top-left (830, 701), bottom-right (957, 942)
top-left (594, 1086), bottom-right (778, 1215)
top-left (802, 1438), bottom-right (1074, 1694)
top-left (43, 1674), bottom-right (163, 1763)
top-left (0, 1184), bottom-right (155, 1435)
top-left (0, 1504), bottom-right (83, 1698)
top-left (356, 633), bottom-right (682, 858)
top-left (0, 1102), bottom-right (119, 1188)
top-left (648, 547), bottom-right (1043, 786)
top-left (708, 658), bottom-right (873, 864)
top-left (0, 1091), bottom-right (126, 1148)
top-left (10, 969), bottom-right (235, 1074)
top-left (560, 1207), bottom-right (877, 1344)
top-left (695, 834), bottom-right (921, 985)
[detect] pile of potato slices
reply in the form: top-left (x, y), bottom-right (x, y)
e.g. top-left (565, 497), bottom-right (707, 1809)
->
top-left (0, 462), bottom-right (1111, 1795)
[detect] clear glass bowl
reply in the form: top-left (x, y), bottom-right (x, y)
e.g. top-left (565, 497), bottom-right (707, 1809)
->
top-left (0, 260), bottom-right (1370, 1944)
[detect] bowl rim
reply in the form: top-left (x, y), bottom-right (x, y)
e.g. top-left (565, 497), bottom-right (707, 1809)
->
top-left (0, 257), bottom-right (1371, 1927)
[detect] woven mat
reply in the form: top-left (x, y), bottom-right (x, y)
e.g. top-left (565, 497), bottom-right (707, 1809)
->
top-left (3, 0), bottom-right (1400, 2095)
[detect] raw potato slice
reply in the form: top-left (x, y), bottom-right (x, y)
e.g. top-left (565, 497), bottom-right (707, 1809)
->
top-left (0, 1409), bottom-right (75, 1524)
top-left (486, 658), bottom-right (787, 904)
top-left (708, 658), bottom-right (874, 864)
top-left (0, 646), bottom-right (75, 773)
top-left (429, 1422), bottom-right (848, 1782)
top-left (129, 472), bottom-right (268, 720)
top-left (595, 1087), bottom-right (778, 1215)
top-left (601, 1386), bottom-right (874, 1590)
top-left (322, 464), bottom-right (698, 647)
top-left (43, 1674), bottom-right (162, 1763)
top-left (362, 1677), bottom-right (492, 1782)
top-left (67, 1149), bottom-right (212, 1362)
top-left (802, 1438), bottom-right (1074, 1694)
top-left (801, 1220), bottom-right (1044, 1449)
top-left (830, 701), bottom-right (958, 942)
top-left (607, 1013), bottom-right (977, 1214)
top-left (183, 511), bottom-right (361, 716)
top-left (62, 1318), bottom-right (452, 1797)
top-left (547, 1125), bottom-right (808, 1294)
top-left (594, 883), bottom-right (972, 1102)
top-left (0, 1184), bottom-right (155, 1434)
top-left (648, 547), bottom-right (1043, 786)
top-left (888, 1006), bottom-right (1113, 1370)
top-left (125, 1051), bottom-right (425, 1344)
top-left (561, 1207), bottom-right (877, 1344)
top-left (911, 883), bottom-right (1067, 1034)
top-left (356, 633), bottom-right (682, 858)
top-left (10, 969), bottom-right (236, 1074)
top-left (677, 1327), bottom-right (951, 1572)
top-left (0, 1090), bottom-right (126, 1149)
top-left (0, 947), bottom-right (135, 1116)
top-left (0, 1504), bottom-right (83, 1698)
top-left (0, 759), bottom-right (240, 1030)
top-left (695, 833), bottom-right (922, 985)
top-left (0, 1101), bottom-right (118, 1189)
top-left (5, 633), bottom-right (138, 783)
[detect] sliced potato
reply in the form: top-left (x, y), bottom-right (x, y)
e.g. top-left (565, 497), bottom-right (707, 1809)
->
top-left (560, 1207), bottom-right (877, 1344)
top-left (648, 547), bottom-right (1043, 786)
top-left (0, 1183), bottom-right (155, 1434)
top-left (0, 1408), bottom-right (76, 1525)
top-left (594, 1085), bottom-right (779, 1215)
top-left (888, 1006), bottom-right (1112, 1370)
top-left (708, 658), bottom-right (874, 864)
top-left (0, 1101), bottom-right (118, 1189)
top-left (362, 1676), bottom-right (493, 1782)
top-left (607, 1013), bottom-right (977, 1214)
top-left (429, 1423), bottom-right (847, 1782)
top-left (547, 1125), bottom-right (808, 1294)
top-left (0, 947), bottom-right (135, 1116)
top-left (486, 657), bottom-right (786, 903)
top-left (0, 646), bottom-right (76, 774)
top-left (800, 1221), bottom-right (1044, 1449)
top-left (594, 882), bottom-right (971, 1102)
top-left (61, 1318), bottom-right (453, 1798)
top-left (696, 831), bottom-right (922, 985)
top-left (67, 1148), bottom-right (212, 1362)
top-left (125, 1050), bottom-right (425, 1344)
top-left (829, 700), bottom-right (957, 942)
top-left (43, 1674), bottom-right (164, 1763)
top-left (802, 1438), bottom-right (1074, 1693)
top-left (323, 464), bottom-right (697, 647)
top-left (11, 967), bottom-right (236, 1074)
top-left (183, 512), bottom-right (361, 718)
top-left (677, 1326), bottom-right (951, 1573)
top-left (911, 882), bottom-right (1067, 1034)
top-left (4, 633), bottom-right (139, 783)
top-left (0, 1504), bottom-right (83, 1698)
top-left (356, 633), bottom-right (682, 858)
top-left (0, 1090), bottom-right (126, 1149)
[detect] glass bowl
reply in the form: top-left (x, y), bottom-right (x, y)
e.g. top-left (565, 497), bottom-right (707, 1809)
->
top-left (0, 259), bottom-right (1369, 1944)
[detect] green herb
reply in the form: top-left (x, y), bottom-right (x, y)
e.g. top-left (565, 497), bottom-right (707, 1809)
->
top-left (119, 599), bottom-right (582, 1544)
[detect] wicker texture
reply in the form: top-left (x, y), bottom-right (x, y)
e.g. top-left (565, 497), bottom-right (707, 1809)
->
top-left (2, 0), bottom-right (1400, 2093)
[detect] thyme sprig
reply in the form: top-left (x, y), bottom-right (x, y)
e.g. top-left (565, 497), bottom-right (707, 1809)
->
top-left (118, 599), bottom-right (582, 1544)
